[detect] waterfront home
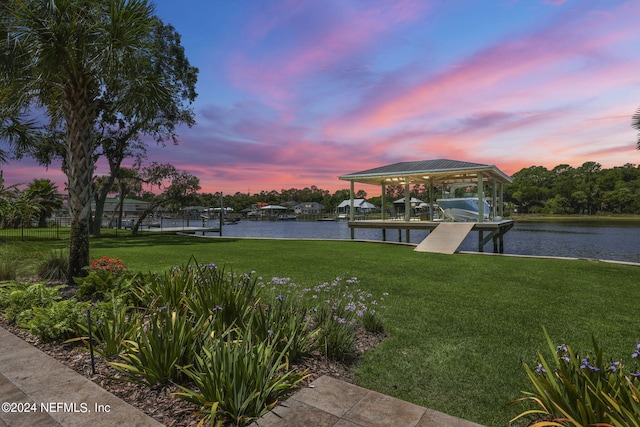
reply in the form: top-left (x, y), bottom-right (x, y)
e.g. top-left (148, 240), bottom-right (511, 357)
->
top-left (336, 199), bottom-right (377, 215)
top-left (294, 202), bottom-right (325, 215)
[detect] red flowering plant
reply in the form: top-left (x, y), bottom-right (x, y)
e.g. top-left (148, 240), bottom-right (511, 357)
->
top-left (77, 256), bottom-right (131, 300)
top-left (88, 256), bottom-right (127, 276)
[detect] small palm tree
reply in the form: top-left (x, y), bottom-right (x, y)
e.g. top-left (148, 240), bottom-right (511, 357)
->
top-left (25, 179), bottom-right (64, 228)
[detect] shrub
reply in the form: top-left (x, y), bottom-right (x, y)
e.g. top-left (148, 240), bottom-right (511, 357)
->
top-left (36, 249), bottom-right (68, 281)
top-left (361, 310), bottom-right (385, 333)
top-left (261, 276), bottom-right (387, 360)
top-left (315, 312), bottom-right (357, 360)
top-left (511, 327), bottom-right (640, 426)
top-left (0, 246), bottom-right (19, 281)
top-left (1, 283), bottom-right (61, 323)
top-left (111, 308), bottom-right (199, 385)
top-left (176, 326), bottom-right (309, 427)
top-left (88, 256), bottom-right (127, 275)
top-left (75, 269), bottom-right (139, 301)
top-left (0, 259), bottom-right (17, 281)
top-left (254, 297), bottom-right (318, 361)
top-left (132, 268), bottom-right (193, 310)
top-left (177, 262), bottom-right (261, 331)
top-left (0, 282), bottom-right (22, 312)
top-left (27, 299), bottom-right (89, 341)
top-left (75, 298), bottom-right (139, 358)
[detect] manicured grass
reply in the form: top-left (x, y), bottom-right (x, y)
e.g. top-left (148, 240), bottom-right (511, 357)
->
top-left (5, 235), bottom-right (640, 426)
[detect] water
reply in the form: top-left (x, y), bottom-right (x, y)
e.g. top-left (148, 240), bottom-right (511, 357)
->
top-left (164, 218), bottom-right (640, 264)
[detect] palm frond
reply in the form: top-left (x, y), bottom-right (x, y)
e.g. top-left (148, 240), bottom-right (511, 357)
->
top-left (633, 106), bottom-right (640, 150)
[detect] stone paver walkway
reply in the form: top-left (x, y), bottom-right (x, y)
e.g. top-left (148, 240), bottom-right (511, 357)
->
top-left (251, 375), bottom-right (484, 427)
top-left (0, 326), bottom-right (162, 427)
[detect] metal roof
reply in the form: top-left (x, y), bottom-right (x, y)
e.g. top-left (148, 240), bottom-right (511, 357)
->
top-left (338, 159), bottom-right (512, 186)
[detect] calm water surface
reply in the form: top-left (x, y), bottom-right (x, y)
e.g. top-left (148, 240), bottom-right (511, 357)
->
top-left (185, 219), bottom-right (640, 264)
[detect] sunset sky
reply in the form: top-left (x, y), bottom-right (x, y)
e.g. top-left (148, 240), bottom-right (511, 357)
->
top-left (2, 0), bottom-right (640, 195)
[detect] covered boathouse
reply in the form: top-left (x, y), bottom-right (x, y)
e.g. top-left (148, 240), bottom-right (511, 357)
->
top-left (338, 159), bottom-right (515, 254)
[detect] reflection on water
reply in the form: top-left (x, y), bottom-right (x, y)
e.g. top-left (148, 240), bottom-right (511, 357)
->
top-left (176, 219), bottom-right (640, 264)
top-left (459, 221), bottom-right (640, 263)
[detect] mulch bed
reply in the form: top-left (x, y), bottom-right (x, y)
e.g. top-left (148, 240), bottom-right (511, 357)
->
top-left (0, 319), bottom-right (386, 426)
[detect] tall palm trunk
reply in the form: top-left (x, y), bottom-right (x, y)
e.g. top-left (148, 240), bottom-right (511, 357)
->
top-left (63, 72), bottom-right (98, 284)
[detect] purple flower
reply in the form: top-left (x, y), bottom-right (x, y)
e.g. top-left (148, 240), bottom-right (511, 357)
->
top-left (535, 364), bottom-right (546, 374)
top-left (213, 305), bottom-right (222, 311)
top-left (277, 294), bottom-right (284, 302)
top-left (580, 357), bottom-right (600, 372)
top-left (609, 360), bottom-right (621, 372)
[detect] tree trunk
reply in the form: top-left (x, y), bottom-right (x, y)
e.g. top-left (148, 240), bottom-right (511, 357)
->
top-left (131, 209), bottom-right (150, 235)
top-left (90, 160), bottom-right (120, 236)
top-left (38, 212), bottom-right (47, 228)
top-left (91, 191), bottom-right (106, 235)
top-left (63, 74), bottom-right (97, 285)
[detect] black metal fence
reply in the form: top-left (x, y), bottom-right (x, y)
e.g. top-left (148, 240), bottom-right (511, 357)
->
top-left (0, 218), bottom-right (69, 241)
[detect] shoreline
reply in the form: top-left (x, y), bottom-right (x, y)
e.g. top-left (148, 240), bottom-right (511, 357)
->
top-left (509, 214), bottom-right (640, 222)
top-left (197, 234), bottom-right (640, 267)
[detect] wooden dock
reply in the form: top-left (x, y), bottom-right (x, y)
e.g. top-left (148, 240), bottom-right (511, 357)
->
top-left (415, 223), bottom-right (475, 254)
top-left (347, 219), bottom-right (515, 253)
top-left (140, 226), bottom-right (221, 236)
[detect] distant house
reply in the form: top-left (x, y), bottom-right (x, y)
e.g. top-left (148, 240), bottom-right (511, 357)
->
top-left (94, 198), bottom-right (150, 218)
top-left (182, 206), bottom-right (209, 218)
top-left (336, 199), bottom-right (376, 214)
top-left (294, 202), bottom-right (325, 215)
top-left (393, 197), bottom-right (424, 217)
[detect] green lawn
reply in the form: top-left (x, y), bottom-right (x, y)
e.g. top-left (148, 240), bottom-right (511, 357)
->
top-left (5, 234), bottom-right (640, 426)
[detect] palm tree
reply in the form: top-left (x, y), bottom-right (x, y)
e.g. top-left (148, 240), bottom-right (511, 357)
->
top-left (25, 179), bottom-right (64, 228)
top-left (633, 106), bottom-right (640, 150)
top-left (1, 1), bottom-right (172, 283)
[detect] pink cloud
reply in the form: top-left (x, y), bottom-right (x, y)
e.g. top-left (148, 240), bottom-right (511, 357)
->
top-left (325, 1), bottom-right (640, 138)
top-left (1, 161), bottom-right (67, 190)
top-left (227, 0), bottom-right (427, 110)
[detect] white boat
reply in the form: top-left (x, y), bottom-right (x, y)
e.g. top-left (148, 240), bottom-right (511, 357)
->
top-left (436, 198), bottom-right (490, 222)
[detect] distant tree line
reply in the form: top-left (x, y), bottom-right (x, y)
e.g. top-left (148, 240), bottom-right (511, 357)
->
top-left (504, 162), bottom-right (640, 214)
top-left (189, 161), bottom-right (640, 216)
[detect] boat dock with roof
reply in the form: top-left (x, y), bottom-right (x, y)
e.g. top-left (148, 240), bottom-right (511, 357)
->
top-left (338, 159), bottom-right (515, 254)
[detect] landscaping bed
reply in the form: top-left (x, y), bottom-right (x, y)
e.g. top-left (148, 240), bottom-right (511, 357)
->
top-left (1, 319), bottom-right (386, 426)
top-left (0, 262), bottom-right (388, 426)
